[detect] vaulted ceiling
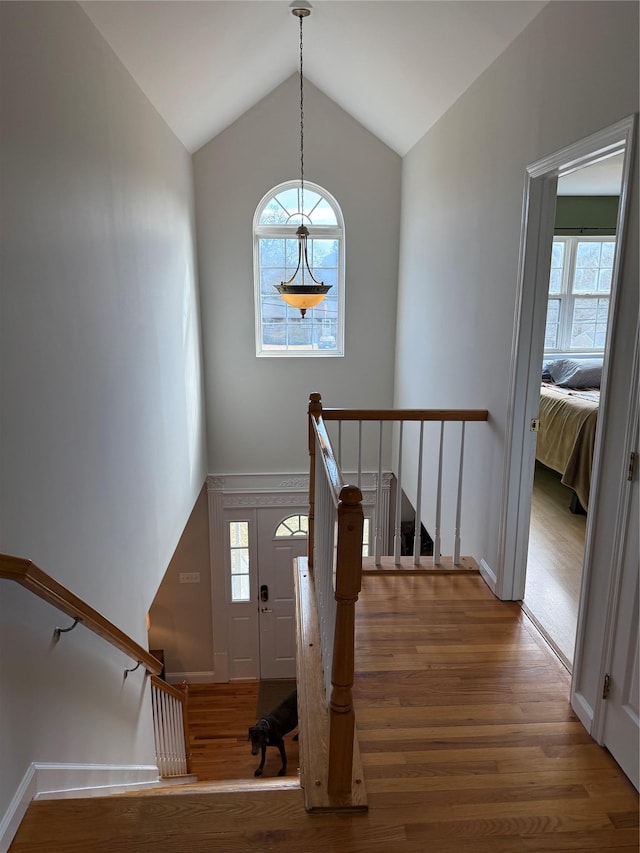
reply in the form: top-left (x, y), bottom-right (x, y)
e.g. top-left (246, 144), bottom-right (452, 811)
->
top-left (80, 0), bottom-right (547, 156)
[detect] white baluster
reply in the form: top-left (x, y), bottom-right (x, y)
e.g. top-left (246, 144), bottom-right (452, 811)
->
top-left (454, 422), bottom-right (466, 565)
top-left (434, 422), bottom-right (444, 565)
top-left (414, 422), bottom-right (424, 566)
top-left (394, 422), bottom-right (404, 564)
top-left (375, 420), bottom-right (384, 566)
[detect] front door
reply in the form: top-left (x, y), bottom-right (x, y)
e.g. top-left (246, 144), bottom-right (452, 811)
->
top-left (257, 508), bottom-right (308, 680)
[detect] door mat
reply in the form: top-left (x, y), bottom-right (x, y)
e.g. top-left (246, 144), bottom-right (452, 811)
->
top-left (256, 679), bottom-right (297, 720)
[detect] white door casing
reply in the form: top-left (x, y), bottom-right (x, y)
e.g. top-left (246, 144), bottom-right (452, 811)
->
top-left (498, 116), bottom-right (638, 754)
top-left (596, 328), bottom-right (639, 790)
top-left (208, 474), bottom-right (310, 682)
top-left (499, 116), bottom-right (635, 602)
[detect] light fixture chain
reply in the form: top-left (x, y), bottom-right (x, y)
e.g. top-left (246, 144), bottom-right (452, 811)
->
top-left (299, 12), bottom-right (304, 220)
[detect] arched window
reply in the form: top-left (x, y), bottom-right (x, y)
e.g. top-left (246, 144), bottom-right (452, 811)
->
top-left (254, 180), bottom-right (345, 357)
top-left (275, 514), bottom-right (309, 538)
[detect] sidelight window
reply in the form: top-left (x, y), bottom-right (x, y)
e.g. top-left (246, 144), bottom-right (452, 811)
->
top-left (228, 520), bottom-right (250, 602)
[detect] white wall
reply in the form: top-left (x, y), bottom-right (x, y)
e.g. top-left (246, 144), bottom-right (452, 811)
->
top-left (194, 75), bottom-right (401, 475)
top-left (148, 486), bottom-right (214, 682)
top-left (0, 0), bottom-right (207, 827)
top-left (395, 1), bottom-right (638, 714)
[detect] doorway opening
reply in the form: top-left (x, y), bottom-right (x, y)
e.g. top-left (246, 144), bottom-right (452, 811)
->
top-left (522, 155), bottom-right (623, 670)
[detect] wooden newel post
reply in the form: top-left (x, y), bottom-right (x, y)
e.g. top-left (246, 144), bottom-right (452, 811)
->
top-left (308, 392), bottom-right (323, 573)
top-left (328, 484), bottom-right (363, 797)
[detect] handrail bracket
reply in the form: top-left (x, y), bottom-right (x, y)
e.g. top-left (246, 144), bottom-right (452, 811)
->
top-left (53, 616), bottom-right (81, 642)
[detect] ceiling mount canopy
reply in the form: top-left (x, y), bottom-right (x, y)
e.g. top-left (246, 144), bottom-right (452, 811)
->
top-left (275, 1), bottom-right (331, 319)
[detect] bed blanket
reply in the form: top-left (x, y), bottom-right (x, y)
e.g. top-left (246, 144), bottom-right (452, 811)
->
top-left (536, 384), bottom-right (599, 510)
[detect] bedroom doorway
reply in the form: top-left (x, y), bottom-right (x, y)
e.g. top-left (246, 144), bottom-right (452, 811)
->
top-left (522, 155), bottom-right (623, 670)
top-left (498, 117), bottom-right (635, 608)
top-left (498, 114), bottom-right (638, 788)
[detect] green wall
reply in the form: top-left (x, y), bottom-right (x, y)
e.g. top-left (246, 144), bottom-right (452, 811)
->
top-left (555, 195), bottom-right (619, 235)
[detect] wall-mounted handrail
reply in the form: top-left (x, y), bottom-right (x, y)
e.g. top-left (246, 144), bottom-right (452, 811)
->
top-left (0, 554), bottom-right (163, 676)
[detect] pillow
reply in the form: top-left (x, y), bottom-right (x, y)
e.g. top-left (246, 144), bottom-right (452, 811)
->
top-left (546, 357), bottom-right (603, 389)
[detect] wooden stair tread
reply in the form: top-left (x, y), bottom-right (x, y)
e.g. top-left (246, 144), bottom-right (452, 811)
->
top-left (123, 776), bottom-right (301, 796)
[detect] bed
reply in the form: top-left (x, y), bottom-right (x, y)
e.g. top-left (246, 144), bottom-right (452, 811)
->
top-left (536, 358), bottom-right (602, 511)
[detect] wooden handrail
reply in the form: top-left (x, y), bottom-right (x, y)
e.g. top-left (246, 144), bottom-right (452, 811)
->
top-left (314, 413), bottom-right (347, 498)
top-left (0, 554), bottom-right (163, 676)
top-left (150, 675), bottom-right (186, 701)
top-left (318, 407), bottom-right (489, 422)
top-left (307, 396), bottom-right (365, 798)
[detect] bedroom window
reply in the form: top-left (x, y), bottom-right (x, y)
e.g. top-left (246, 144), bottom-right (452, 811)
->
top-left (545, 236), bottom-right (615, 353)
top-left (253, 181), bottom-right (345, 357)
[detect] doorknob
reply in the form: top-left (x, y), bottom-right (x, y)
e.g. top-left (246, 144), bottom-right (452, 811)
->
top-left (260, 607), bottom-right (273, 613)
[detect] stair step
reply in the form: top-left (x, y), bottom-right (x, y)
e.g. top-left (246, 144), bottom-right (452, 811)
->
top-left (10, 787), bottom-right (306, 852)
top-left (124, 775), bottom-right (301, 796)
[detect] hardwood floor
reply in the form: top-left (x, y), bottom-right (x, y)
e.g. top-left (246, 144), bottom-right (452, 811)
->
top-left (525, 462), bottom-right (587, 668)
top-left (10, 574), bottom-right (637, 852)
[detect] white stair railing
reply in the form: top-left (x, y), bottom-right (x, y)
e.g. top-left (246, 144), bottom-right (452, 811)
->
top-left (311, 396), bottom-right (489, 569)
top-left (150, 676), bottom-right (190, 777)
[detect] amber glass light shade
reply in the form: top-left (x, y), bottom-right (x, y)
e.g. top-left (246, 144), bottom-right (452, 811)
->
top-left (275, 284), bottom-right (331, 317)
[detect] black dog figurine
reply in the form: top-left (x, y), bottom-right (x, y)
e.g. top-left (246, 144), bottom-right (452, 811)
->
top-left (248, 688), bottom-right (298, 777)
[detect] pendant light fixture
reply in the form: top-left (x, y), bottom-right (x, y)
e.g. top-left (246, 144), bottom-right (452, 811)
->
top-left (275, 0), bottom-right (331, 318)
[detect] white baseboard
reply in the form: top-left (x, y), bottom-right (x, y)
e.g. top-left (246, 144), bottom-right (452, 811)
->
top-left (0, 763), bottom-right (37, 853)
top-left (165, 670), bottom-right (216, 684)
top-left (570, 690), bottom-right (594, 735)
top-left (479, 558), bottom-right (497, 593)
top-left (0, 763), bottom-right (159, 853)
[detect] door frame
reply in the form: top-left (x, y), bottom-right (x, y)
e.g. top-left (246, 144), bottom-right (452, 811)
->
top-left (497, 114), bottom-right (636, 602)
top-left (207, 473), bottom-right (310, 682)
top-left (496, 116), bottom-right (637, 729)
top-left (592, 323), bottom-right (639, 748)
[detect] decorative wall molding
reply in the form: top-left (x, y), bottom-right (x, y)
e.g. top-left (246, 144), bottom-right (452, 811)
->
top-left (224, 493), bottom-right (309, 508)
top-left (206, 471), bottom-right (390, 510)
top-left (278, 477), bottom-right (309, 489)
